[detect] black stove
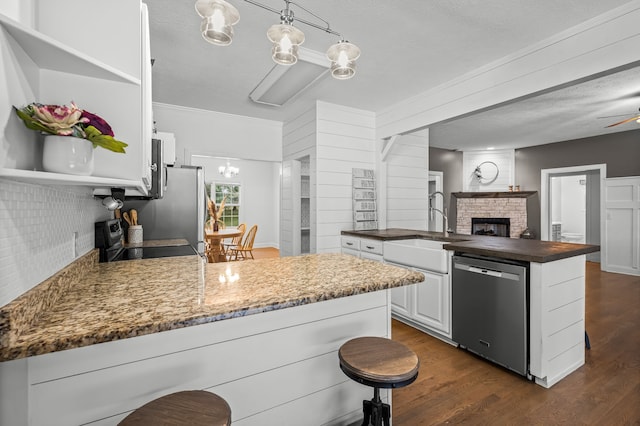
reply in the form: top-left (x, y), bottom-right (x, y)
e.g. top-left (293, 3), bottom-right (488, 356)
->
top-left (118, 245), bottom-right (197, 261)
top-left (95, 219), bottom-right (197, 262)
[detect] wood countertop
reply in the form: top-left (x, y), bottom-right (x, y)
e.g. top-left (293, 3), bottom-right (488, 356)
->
top-left (341, 229), bottom-right (600, 263)
top-left (0, 251), bottom-right (423, 362)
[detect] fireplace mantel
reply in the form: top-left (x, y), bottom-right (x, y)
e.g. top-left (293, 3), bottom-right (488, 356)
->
top-left (453, 191), bottom-right (537, 199)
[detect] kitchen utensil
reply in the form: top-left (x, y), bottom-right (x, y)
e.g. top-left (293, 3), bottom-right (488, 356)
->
top-left (131, 209), bottom-right (138, 226)
top-left (123, 211), bottom-right (132, 226)
top-left (101, 197), bottom-right (123, 211)
top-left (128, 225), bottom-right (143, 246)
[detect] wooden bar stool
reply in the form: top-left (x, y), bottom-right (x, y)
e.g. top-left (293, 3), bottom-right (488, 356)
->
top-left (339, 336), bottom-right (419, 426)
top-left (119, 390), bottom-right (231, 425)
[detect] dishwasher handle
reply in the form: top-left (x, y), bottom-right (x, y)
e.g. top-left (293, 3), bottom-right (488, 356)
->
top-left (453, 262), bottom-right (521, 281)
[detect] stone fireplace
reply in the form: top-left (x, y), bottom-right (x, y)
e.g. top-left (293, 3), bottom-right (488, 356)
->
top-left (453, 191), bottom-right (536, 239)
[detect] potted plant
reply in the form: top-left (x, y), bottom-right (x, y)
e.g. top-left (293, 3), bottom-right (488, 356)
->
top-left (13, 101), bottom-right (128, 175)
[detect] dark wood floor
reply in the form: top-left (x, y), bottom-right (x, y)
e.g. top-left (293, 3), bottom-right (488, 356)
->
top-left (392, 262), bottom-right (640, 424)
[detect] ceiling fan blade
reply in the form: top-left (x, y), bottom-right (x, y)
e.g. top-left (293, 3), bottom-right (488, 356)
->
top-left (597, 113), bottom-right (636, 119)
top-left (605, 114), bottom-right (640, 128)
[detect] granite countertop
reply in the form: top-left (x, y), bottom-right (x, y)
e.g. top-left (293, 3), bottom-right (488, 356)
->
top-left (341, 228), bottom-right (600, 263)
top-left (0, 251), bottom-right (423, 362)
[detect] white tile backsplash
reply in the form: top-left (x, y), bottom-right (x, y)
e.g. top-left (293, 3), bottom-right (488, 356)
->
top-left (0, 179), bottom-right (111, 307)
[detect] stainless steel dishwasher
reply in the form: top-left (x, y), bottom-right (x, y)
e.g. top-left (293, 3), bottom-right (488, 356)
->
top-left (452, 254), bottom-right (530, 377)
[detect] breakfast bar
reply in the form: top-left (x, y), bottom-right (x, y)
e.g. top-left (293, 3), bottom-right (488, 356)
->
top-left (0, 251), bottom-right (423, 425)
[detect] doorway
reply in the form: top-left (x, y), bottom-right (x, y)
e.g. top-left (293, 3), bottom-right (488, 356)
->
top-left (541, 164), bottom-right (605, 263)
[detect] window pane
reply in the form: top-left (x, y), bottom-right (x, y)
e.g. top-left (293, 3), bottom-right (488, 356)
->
top-left (214, 183), bottom-right (241, 227)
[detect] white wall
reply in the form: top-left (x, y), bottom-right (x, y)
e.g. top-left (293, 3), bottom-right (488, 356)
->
top-left (152, 103), bottom-right (283, 164)
top-left (0, 0), bottom-right (34, 25)
top-left (315, 101), bottom-right (376, 253)
top-left (560, 175), bottom-right (586, 237)
top-left (462, 149), bottom-right (514, 192)
top-left (386, 131), bottom-right (429, 230)
top-left (190, 156), bottom-right (280, 248)
top-left (282, 105), bottom-right (317, 256)
top-left (154, 103), bottom-right (283, 249)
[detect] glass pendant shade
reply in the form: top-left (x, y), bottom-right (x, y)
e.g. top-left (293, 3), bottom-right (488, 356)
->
top-left (326, 41), bottom-right (360, 80)
top-left (267, 24), bottom-right (305, 65)
top-left (195, 0), bottom-right (240, 46)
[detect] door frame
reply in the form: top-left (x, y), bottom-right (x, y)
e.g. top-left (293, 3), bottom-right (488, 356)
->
top-left (541, 163), bottom-right (606, 261)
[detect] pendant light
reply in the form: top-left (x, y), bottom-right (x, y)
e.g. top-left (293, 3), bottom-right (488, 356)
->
top-left (195, 0), bottom-right (361, 79)
top-left (326, 40), bottom-right (360, 80)
top-left (267, 5), bottom-right (304, 65)
top-left (267, 23), bottom-right (305, 65)
top-left (195, 0), bottom-right (240, 46)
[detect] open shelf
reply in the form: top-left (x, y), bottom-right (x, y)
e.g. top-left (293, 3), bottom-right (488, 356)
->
top-left (0, 12), bottom-right (140, 85)
top-left (0, 168), bottom-right (145, 191)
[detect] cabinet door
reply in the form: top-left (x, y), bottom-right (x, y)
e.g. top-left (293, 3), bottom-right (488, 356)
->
top-left (360, 252), bottom-right (383, 262)
top-left (413, 270), bottom-right (450, 334)
top-left (390, 285), bottom-right (412, 317)
top-left (341, 248), bottom-right (360, 258)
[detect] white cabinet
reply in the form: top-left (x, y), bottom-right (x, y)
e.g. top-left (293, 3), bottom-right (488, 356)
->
top-left (413, 268), bottom-right (450, 333)
top-left (341, 236), bottom-right (383, 262)
top-left (603, 176), bottom-right (640, 276)
top-left (389, 279), bottom-right (412, 317)
top-left (0, 1), bottom-right (152, 194)
top-left (385, 247), bottom-right (452, 339)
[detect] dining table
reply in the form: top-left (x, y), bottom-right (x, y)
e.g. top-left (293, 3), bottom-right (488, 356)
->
top-left (205, 228), bottom-right (243, 263)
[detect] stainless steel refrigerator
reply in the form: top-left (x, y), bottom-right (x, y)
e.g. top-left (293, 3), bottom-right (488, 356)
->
top-left (126, 166), bottom-right (206, 254)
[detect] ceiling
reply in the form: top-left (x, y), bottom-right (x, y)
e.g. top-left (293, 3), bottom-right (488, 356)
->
top-left (145, 0), bottom-right (640, 151)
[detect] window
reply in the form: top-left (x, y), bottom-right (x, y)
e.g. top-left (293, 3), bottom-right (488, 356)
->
top-left (209, 183), bottom-right (241, 227)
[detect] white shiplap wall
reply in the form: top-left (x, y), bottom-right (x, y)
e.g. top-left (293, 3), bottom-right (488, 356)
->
top-left (282, 106), bottom-right (317, 256)
top-left (0, 180), bottom-right (110, 307)
top-left (385, 131), bottom-right (429, 230)
top-left (316, 102), bottom-right (376, 253)
top-left (462, 149), bottom-right (515, 192)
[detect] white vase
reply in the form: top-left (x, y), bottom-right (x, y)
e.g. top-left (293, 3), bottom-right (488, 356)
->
top-left (42, 135), bottom-right (94, 175)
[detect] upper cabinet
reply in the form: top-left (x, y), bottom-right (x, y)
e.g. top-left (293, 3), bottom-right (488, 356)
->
top-left (0, 0), bottom-right (152, 194)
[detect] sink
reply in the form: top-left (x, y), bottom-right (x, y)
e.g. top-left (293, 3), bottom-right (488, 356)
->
top-left (383, 239), bottom-right (449, 273)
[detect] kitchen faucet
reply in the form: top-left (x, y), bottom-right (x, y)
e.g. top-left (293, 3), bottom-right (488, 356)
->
top-left (428, 191), bottom-right (449, 237)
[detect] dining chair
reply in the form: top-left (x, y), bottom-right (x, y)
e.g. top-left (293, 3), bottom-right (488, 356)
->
top-left (230, 225), bottom-right (258, 261)
top-left (222, 223), bottom-right (246, 257)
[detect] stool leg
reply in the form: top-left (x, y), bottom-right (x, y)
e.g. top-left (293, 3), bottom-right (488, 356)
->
top-left (585, 331), bottom-right (591, 350)
top-left (362, 399), bottom-right (372, 426)
top-left (382, 403), bottom-right (391, 426)
top-left (365, 388), bottom-right (392, 426)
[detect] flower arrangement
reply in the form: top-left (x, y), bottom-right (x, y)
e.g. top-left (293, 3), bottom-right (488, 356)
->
top-left (207, 194), bottom-right (227, 231)
top-left (13, 101), bottom-right (128, 153)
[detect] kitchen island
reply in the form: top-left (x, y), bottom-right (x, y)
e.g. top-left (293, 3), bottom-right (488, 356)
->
top-left (341, 228), bottom-right (600, 388)
top-left (0, 251), bottom-right (423, 425)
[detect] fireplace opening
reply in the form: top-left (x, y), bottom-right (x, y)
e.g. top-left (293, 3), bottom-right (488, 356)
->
top-left (472, 218), bottom-right (510, 237)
